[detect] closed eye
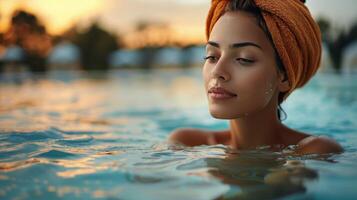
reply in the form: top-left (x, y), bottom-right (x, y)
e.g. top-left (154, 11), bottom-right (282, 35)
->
top-left (204, 55), bottom-right (218, 63)
top-left (236, 58), bottom-right (254, 65)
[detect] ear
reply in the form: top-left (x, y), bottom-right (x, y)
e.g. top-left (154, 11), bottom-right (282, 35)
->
top-left (277, 72), bottom-right (290, 93)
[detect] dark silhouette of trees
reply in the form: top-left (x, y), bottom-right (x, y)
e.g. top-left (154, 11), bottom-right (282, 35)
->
top-left (3, 10), bottom-right (52, 73)
top-left (72, 23), bottom-right (119, 71)
top-left (317, 18), bottom-right (357, 71)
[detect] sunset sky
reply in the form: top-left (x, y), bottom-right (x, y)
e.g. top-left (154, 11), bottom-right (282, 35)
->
top-left (1, 0), bottom-right (356, 44)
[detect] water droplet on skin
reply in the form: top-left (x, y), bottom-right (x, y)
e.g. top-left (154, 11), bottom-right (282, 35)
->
top-left (264, 84), bottom-right (274, 95)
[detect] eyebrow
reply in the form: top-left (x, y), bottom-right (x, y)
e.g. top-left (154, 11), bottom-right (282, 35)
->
top-left (207, 41), bottom-right (262, 50)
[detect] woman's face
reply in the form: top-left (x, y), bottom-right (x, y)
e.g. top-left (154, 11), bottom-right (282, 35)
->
top-left (203, 11), bottom-right (286, 119)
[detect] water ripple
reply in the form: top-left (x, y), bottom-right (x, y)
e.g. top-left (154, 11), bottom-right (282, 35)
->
top-left (56, 135), bottom-right (94, 147)
top-left (33, 149), bottom-right (78, 159)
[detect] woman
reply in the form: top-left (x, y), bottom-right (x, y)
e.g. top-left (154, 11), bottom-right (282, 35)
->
top-left (169, 0), bottom-right (343, 154)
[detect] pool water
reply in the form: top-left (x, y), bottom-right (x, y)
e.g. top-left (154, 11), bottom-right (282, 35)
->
top-left (0, 68), bottom-right (356, 200)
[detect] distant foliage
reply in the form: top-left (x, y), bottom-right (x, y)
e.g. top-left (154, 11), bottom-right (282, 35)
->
top-left (317, 18), bottom-right (357, 71)
top-left (2, 10), bottom-right (52, 73)
top-left (72, 23), bottom-right (119, 71)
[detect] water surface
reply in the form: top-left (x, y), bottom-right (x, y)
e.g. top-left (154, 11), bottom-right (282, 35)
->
top-left (0, 69), bottom-right (356, 200)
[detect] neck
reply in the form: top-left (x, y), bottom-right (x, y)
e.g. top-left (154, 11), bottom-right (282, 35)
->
top-left (229, 99), bottom-right (283, 150)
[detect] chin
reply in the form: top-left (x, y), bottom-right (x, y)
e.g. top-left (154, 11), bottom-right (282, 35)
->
top-left (209, 108), bottom-right (240, 119)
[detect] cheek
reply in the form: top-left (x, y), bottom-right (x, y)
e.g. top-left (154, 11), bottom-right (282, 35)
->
top-left (235, 67), bottom-right (277, 110)
top-left (243, 71), bottom-right (273, 94)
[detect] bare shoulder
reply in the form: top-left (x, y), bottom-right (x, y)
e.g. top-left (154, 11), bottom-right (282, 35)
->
top-left (168, 128), bottom-right (230, 147)
top-left (295, 135), bottom-right (344, 155)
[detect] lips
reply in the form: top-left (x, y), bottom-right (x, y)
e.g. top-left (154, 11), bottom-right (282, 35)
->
top-left (208, 86), bottom-right (237, 99)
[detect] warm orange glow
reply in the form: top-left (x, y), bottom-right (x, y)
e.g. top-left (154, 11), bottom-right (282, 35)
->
top-left (0, 0), bottom-right (105, 35)
top-left (174, 25), bottom-right (206, 44)
top-left (0, 0), bottom-right (205, 45)
top-left (0, 0), bottom-right (355, 46)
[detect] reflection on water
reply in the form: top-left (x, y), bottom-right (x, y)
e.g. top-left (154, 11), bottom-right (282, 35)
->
top-left (206, 149), bottom-right (319, 200)
top-left (168, 143), bottom-right (322, 200)
top-left (0, 69), bottom-right (357, 199)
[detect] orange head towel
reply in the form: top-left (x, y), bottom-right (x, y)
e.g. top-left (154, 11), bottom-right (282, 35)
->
top-left (206, 0), bottom-right (322, 100)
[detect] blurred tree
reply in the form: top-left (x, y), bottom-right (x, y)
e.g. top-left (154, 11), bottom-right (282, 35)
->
top-left (3, 10), bottom-right (52, 73)
top-left (328, 30), bottom-right (347, 71)
top-left (317, 18), bottom-right (357, 71)
top-left (317, 17), bottom-right (331, 41)
top-left (73, 23), bottom-right (119, 71)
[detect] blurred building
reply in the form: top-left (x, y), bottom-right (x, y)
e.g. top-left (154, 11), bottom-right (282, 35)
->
top-left (182, 45), bottom-right (206, 67)
top-left (0, 44), bottom-right (27, 74)
top-left (48, 39), bottom-right (80, 70)
top-left (109, 49), bottom-right (141, 67)
top-left (109, 44), bottom-right (206, 69)
top-left (154, 47), bottom-right (182, 67)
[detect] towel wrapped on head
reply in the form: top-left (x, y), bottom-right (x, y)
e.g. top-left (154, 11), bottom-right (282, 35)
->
top-left (206, 0), bottom-right (322, 100)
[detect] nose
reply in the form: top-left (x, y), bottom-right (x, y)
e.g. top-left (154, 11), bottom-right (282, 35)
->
top-left (211, 56), bottom-right (230, 82)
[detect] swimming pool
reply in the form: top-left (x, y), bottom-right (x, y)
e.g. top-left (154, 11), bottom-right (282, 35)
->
top-left (0, 68), bottom-right (356, 200)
